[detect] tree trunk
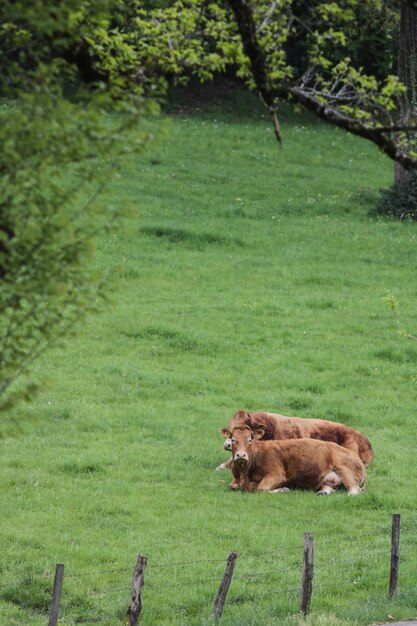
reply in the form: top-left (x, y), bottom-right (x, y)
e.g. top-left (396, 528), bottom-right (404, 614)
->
top-left (395, 0), bottom-right (417, 182)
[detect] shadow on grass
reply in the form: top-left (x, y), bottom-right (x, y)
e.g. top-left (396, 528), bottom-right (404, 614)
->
top-left (140, 225), bottom-right (244, 249)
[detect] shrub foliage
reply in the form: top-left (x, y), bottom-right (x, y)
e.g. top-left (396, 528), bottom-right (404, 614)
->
top-left (377, 170), bottom-right (417, 219)
top-left (0, 1), bottom-right (156, 411)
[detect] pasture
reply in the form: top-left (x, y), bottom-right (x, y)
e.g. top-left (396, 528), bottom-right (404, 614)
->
top-left (1, 88), bottom-right (417, 626)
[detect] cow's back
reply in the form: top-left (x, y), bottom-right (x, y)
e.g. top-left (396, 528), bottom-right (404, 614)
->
top-left (250, 411), bottom-right (306, 439)
top-left (301, 418), bottom-right (374, 465)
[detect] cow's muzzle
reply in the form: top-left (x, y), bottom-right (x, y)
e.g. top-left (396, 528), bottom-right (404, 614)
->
top-left (234, 451), bottom-right (249, 464)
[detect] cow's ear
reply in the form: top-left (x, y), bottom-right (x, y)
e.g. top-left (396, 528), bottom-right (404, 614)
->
top-left (251, 420), bottom-right (262, 430)
top-left (253, 428), bottom-right (265, 440)
top-left (220, 428), bottom-right (232, 438)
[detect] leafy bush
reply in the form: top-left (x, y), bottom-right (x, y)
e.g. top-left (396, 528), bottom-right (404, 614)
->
top-left (376, 170), bottom-right (417, 219)
top-left (0, 1), bottom-right (158, 413)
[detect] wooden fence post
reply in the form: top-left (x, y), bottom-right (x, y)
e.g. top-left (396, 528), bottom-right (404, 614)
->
top-left (48, 563), bottom-right (64, 626)
top-left (389, 513), bottom-right (401, 598)
top-left (300, 532), bottom-right (314, 616)
top-left (213, 551), bottom-right (238, 620)
top-left (127, 553), bottom-right (148, 626)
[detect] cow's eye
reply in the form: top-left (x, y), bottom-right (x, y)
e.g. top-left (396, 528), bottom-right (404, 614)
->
top-left (232, 438), bottom-right (235, 444)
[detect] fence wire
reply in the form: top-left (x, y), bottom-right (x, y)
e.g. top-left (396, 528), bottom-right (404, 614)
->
top-left (17, 515), bottom-right (416, 626)
top-left (65, 566), bottom-right (129, 579)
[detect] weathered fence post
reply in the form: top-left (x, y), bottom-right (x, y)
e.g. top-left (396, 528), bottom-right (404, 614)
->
top-left (127, 553), bottom-right (148, 626)
top-left (213, 551), bottom-right (238, 620)
top-left (300, 532), bottom-right (314, 615)
top-left (389, 513), bottom-right (401, 598)
top-left (48, 563), bottom-right (64, 626)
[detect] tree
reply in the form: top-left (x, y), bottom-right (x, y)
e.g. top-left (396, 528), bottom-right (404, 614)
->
top-left (0, 0), bottom-right (157, 412)
top-left (282, 1), bottom-right (398, 81)
top-left (348, 1), bottom-right (398, 80)
top-left (225, 0), bottom-right (417, 171)
top-left (128, 0), bottom-right (413, 171)
top-left (395, 0), bottom-right (417, 182)
top-left (111, 0), bottom-right (241, 86)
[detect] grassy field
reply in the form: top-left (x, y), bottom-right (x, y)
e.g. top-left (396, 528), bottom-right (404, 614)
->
top-left (1, 88), bottom-right (417, 626)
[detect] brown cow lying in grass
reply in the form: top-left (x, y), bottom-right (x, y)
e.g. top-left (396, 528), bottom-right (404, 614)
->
top-left (217, 410), bottom-right (373, 478)
top-left (228, 425), bottom-right (366, 495)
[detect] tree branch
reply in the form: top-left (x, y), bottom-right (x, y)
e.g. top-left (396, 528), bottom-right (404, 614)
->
top-left (227, 0), bottom-right (282, 144)
top-left (226, 0), bottom-right (417, 169)
top-left (284, 84), bottom-right (417, 169)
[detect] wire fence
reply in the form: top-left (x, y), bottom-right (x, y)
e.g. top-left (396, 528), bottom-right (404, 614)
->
top-left (4, 513), bottom-right (416, 625)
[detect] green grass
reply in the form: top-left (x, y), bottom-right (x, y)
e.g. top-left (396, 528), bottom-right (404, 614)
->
top-left (1, 88), bottom-right (417, 626)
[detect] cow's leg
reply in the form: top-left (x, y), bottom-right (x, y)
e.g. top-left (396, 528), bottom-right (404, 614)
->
top-left (337, 466), bottom-right (362, 496)
top-left (317, 470), bottom-right (342, 495)
top-left (244, 480), bottom-right (261, 492)
top-left (228, 462), bottom-right (242, 490)
top-left (316, 486), bottom-right (336, 496)
top-left (269, 487), bottom-right (291, 494)
top-left (256, 473), bottom-right (286, 492)
top-left (216, 458), bottom-right (233, 471)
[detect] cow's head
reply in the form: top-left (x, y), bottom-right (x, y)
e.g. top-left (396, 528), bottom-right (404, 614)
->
top-left (220, 428), bottom-right (233, 451)
top-left (230, 426), bottom-right (265, 467)
top-left (220, 411), bottom-right (254, 451)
